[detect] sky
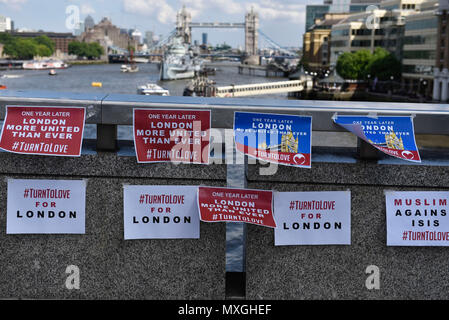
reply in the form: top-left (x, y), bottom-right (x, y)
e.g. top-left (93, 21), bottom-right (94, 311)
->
top-left (0, 0), bottom-right (323, 48)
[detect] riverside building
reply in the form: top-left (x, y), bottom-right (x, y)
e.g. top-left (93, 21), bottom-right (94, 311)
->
top-left (432, 0), bottom-right (449, 101)
top-left (329, 0), bottom-right (427, 68)
top-left (402, 0), bottom-right (439, 98)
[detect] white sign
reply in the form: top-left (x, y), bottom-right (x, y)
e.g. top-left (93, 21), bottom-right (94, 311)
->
top-left (274, 191), bottom-right (351, 246)
top-left (123, 185), bottom-right (200, 240)
top-left (386, 191), bottom-right (449, 246)
top-left (7, 179), bottom-right (86, 234)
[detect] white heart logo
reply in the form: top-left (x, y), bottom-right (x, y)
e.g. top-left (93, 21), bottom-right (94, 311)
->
top-left (401, 150), bottom-right (414, 160)
top-left (293, 153), bottom-right (306, 165)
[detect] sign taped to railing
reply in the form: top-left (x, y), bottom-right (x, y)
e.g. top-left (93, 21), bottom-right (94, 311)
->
top-left (386, 191), bottom-right (449, 246)
top-left (333, 115), bottom-right (420, 162)
top-left (0, 106), bottom-right (85, 156)
top-left (123, 185), bottom-right (200, 240)
top-left (234, 112), bottom-right (312, 168)
top-left (133, 109), bottom-right (211, 164)
top-left (198, 186), bottom-right (276, 228)
top-left (274, 191), bottom-right (351, 246)
top-left (7, 179), bottom-right (86, 234)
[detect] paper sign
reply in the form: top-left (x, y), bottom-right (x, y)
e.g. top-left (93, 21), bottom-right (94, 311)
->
top-left (333, 115), bottom-right (420, 162)
top-left (234, 112), bottom-right (312, 168)
top-left (386, 191), bottom-right (449, 246)
top-left (123, 185), bottom-right (200, 239)
top-left (198, 186), bottom-right (276, 228)
top-left (274, 191), bottom-right (351, 245)
top-left (7, 179), bottom-right (86, 234)
top-left (0, 106), bottom-right (85, 156)
top-left (133, 109), bottom-right (211, 164)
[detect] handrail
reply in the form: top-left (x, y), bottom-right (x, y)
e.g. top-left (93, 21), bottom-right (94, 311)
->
top-left (1, 90), bottom-right (449, 134)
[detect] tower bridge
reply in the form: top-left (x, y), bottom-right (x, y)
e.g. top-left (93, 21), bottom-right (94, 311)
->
top-left (189, 22), bottom-right (246, 29)
top-left (176, 6), bottom-right (259, 56)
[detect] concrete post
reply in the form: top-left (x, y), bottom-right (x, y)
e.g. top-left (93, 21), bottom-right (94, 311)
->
top-left (433, 70), bottom-right (441, 101)
top-left (225, 147), bottom-right (248, 299)
top-left (442, 81), bottom-right (448, 102)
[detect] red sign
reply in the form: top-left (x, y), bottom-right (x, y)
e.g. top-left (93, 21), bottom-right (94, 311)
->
top-left (133, 109), bottom-right (211, 164)
top-left (0, 106), bottom-right (85, 157)
top-left (198, 186), bottom-right (276, 228)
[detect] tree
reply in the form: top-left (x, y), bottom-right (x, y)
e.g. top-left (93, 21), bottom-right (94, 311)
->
top-left (69, 41), bottom-right (103, 59)
top-left (368, 47), bottom-right (401, 81)
top-left (36, 44), bottom-right (52, 57)
top-left (4, 38), bottom-right (37, 60)
top-left (336, 52), bottom-right (357, 80)
top-left (336, 48), bottom-right (401, 81)
top-left (0, 33), bottom-right (14, 45)
top-left (0, 35), bottom-right (53, 59)
top-left (336, 49), bottom-right (371, 80)
top-left (85, 42), bottom-right (103, 59)
top-left (34, 35), bottom-right (55, 55)
top-left (68, 41), bottom-right (83, 57)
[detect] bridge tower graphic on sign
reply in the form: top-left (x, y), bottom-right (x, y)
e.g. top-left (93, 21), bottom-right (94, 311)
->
top-left (385, 130), bottom-right (404, 150)
top-left (281, 132), bottom-right (298, 153)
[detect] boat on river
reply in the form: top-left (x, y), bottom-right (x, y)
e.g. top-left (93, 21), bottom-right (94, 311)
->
top-left (137, 83), bottom-right (170, 96)
top-left (121, 64), bottom-right (139, 73)
top-left (23, 59), bottom-right (68, 70)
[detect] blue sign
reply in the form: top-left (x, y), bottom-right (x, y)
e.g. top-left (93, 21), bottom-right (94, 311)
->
top-left (333, 115), bottom-right (421, 162)
top-left (234, 112), bottom-right (312, 168)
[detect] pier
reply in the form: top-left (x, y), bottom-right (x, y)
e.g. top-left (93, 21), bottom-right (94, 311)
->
top-left (237, 63), bottom-right (295, 77)
top-left (0, 60), bottom-right (24, 70)
top-left (215, 80), bottom-right (304, 97)
top-left (2, 91), bottom-right (449, 299)
top-left (237, 64), bottom-right (268, 76)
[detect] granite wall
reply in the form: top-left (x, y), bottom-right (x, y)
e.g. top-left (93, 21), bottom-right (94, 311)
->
top-left (246, 160), bottom-right (449, 299)
top-left (0, 152), bottom-right (227, 299)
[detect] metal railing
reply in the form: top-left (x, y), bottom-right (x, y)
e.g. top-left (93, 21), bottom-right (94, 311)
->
top-left (1, 89), bottom-right (449, 158)
top-left (2, 90), bottom-right (449, 299)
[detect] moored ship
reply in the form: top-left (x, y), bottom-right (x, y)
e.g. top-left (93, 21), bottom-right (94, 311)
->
top-left (160, 37), bottom-right (201, 81)
top-left (22, 59), bottom-right (69, 70)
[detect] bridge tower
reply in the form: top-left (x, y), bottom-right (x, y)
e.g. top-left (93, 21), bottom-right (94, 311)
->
top-left (245, 8), bottom-right (259, 56)
top-left (176, 5), bottom-right (192, 44)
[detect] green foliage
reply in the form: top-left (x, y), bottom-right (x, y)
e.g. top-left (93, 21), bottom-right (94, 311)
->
top-left (34, 35), bottom-right (55, 53)
top-left (4, 38), bottom-right (37, 59)
top-left (336, 47), bottom-right (401, 81)
top-left (0, 34), bottom-right (54, 59)
top-left (0, 33), bottom-right (14, 45)
top-left (336, 49), bottom-right (371, 80)
top-left (368, 47), bottom-right (401, 81)
top-left (36, 44), bottom-right (52, 57)
top-left (69, 41), bottom-right (104, 59)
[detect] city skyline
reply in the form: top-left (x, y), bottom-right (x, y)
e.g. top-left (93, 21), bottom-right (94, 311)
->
top-left (0, 0), bottom-right (324, 47)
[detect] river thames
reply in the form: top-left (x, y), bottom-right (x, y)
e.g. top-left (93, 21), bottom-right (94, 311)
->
top-left (0, 61), bottom-right (358, 147)
top-left (0, 62), bottom-right (289, 99)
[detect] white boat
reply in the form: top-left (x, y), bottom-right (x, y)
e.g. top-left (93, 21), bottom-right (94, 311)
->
top-left (137, 83), bottom-right (170, 96)
top-left (23, 59), bottom-right (68, 70)
top-left (121, 64), bottom-right (139, 73)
